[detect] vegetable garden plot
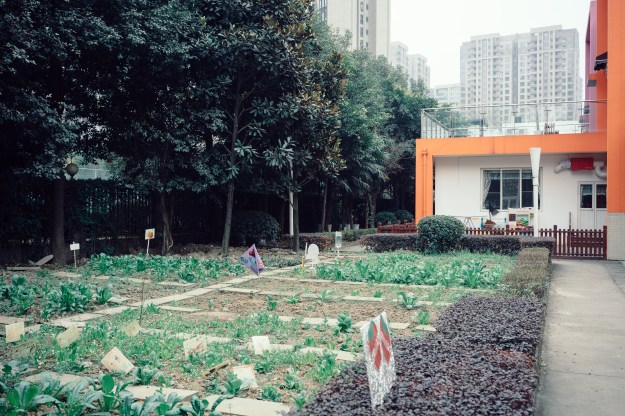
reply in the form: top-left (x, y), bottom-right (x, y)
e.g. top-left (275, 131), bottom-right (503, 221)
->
top-left (237, 277), bottom-right (478, 303)
top-left (1, 308), bottom-right (357, 405)
top-left (1, 250), bottom-right (541, 414)
top-left (174, 291), bottom-right (432, 330)
top-left (0, 272), bottom-right (193, 322)
top-left (312, 251), bottom-right (514, 288)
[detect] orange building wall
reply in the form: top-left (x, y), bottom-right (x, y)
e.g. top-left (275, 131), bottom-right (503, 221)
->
top-left (607, 0), bottom-right (625, 212)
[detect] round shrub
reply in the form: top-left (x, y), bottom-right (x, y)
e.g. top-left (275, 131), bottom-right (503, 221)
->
top-left (231, 211), bottom-right (279, 247)
top-left (394, 210), bottom-right (414, 223)
top-left (417, 215), bottom-right (464, 253)
top-left (374, 211), bottom-right (397, 225)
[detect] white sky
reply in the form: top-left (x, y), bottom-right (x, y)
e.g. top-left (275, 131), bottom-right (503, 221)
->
top-left (390, 0), bottom-right (592, 87)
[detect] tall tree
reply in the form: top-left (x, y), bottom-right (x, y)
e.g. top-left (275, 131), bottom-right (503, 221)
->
top-left (0, 0), bottom-right (118, 263)
top-left (194, 0), bottom-right (332, 255)
top-left (93, 0), bottom-right (224, 254)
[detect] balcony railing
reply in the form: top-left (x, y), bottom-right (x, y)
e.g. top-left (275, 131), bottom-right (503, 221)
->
top-left (421, 100), bottom-right (606, 139)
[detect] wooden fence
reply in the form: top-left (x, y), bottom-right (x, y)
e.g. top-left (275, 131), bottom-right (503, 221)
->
top-left (465, 225), bottom-right (607, 259)
top-left (378, 223), bottom-right (607, 259)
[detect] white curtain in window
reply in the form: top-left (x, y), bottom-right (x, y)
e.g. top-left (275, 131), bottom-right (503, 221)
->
top-left (482, 170), bottom-right (492, 208)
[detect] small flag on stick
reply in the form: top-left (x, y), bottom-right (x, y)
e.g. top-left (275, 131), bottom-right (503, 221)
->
top-left (240, 244), bottom-right (264, 276)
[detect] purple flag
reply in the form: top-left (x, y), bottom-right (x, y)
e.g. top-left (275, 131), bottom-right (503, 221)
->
top-left (240, 244), bottom-right (264, 276)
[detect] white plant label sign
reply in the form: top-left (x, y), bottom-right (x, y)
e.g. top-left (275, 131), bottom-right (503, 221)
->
top-left (232, 364), bottom-right (258, 389)
top-left (360, 311), bottom-right (396, 408)
top-left (251, 335), bottom-right (271, 355)
top-left (69, 243), bottom-right (80, 251)
top-left (145, 229), bottom-right (155, 240)
top-left (335, 231), bottom-right (342, 249)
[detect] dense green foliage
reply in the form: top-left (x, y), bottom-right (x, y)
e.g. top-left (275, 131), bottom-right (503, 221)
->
top-left (90, 253), bottom-right (245, 281)
top-left (231, 211), bottom-right (280, 247)
top-left (459, 235), bottom-right (555, 255)
top-left (360, 233), bottom-right (421, 252)
top-left (394, 210), bottom-right (415, 223)
top-left (374, 211), bottom-right (397, 225)
top-left (417, 216), bottom-right (465, 253)
top-left (315, 252), bottom-right (511, 288)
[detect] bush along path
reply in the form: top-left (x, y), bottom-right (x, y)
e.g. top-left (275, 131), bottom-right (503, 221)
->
top-left (291, 296), bottom-right (544, 415)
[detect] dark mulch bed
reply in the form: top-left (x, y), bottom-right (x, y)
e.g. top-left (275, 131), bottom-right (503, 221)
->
top-left (435, 296), bottom-right (544, 355)
top-left (291, 297), bottom-right (543, 415)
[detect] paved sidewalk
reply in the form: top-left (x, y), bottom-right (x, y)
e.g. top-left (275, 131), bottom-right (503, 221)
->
top-left (535, 260), bottom-right (625, 416)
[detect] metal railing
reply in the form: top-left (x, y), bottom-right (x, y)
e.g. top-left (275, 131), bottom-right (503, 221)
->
top-left (421, 100), bottom-right (606, 139)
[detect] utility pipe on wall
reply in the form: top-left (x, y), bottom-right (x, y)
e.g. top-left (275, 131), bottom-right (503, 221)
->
top-left (530, 148), bottom-right (542, 237)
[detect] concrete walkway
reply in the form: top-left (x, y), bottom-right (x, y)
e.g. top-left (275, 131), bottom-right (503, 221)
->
top-left (535, 260), bottom-right (625, 416)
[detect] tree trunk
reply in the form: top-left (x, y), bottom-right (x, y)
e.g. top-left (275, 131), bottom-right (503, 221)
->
top-left (292, 191), bottom-right (300, 253)
top-left (51, 175), bottom-right (66, 264)
top-left (320, 178), bottom-right (328, 232)
top-left (221, 181), bottom-right (235, 256)
top-left (160, 192), bottom-right (174, 255)
top-left (327, 184), bottom-right (335, 231)
top-left (368, 193), bottom-right (378, 228)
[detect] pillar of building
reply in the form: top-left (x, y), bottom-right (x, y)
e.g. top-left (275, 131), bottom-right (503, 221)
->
top-left (607, 0), bottom-right (625, 259)
top-left (414, 142), bottom-right (434, 224)
top-left (595, 0), bottom-right (608, 132)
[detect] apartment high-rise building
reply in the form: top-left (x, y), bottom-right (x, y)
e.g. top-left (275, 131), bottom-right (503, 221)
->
top-left (460, 26), bottom-right (581, 125)
top-left (313, 0), bottom-right (390, 58)
top-left (431, 83), bottom-right (461, 106)
top-left (390, 42), bottom-right (431, 88)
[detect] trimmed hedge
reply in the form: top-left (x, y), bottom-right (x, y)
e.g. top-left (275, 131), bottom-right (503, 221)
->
top-left (520, 236), bottom-right (555, 256)
top-left (459, 235), bottom-right (520, 254)
top-left (362, 232), bottom-right (555, 255)
top-left (394, 209), bottom-right (414, 222)
top-left (360, 233), bottom-right (420, 252)
top-left (417, 215), bottom-right (464, 253)
top-left (374, 211), bottom-right (397, 225)
top-left (459, 235), bottom-right (555, 256)
top-left (502, 247), bottom-right (551, 298)
top-left (231, 211), bottom-right (279, 246)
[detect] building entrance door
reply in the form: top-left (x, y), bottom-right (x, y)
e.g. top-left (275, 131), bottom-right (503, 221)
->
top-left (578, 183), bottom-right (607, 229)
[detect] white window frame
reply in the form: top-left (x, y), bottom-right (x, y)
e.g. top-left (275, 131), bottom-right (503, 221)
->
top-left (481, 168), bottom-right (542, 211)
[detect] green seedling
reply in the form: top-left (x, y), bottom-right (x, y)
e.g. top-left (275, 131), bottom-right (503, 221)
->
top-left (372, 289), bottom-right (384, 298)
top-left (292, 391), bottom-right (308, 410)
top-left (221, 373), bottom-right (242, 397)
top-left (286, 295), bottom-right (300, 304)
top-left (337, 312), bottom-right (352, 333)
top-left (132, 366), bottom-right (164, 386)
top-left (415, 309), bottom-right (431, 325)
top-left (266, 296), bottom-right (278, 311)
top-left (280, 371), bottom-right (304, 392)
top-left (261, 386), bottom-right (282, 402)
top-left (397, 291), bottom-right (418, 310)
top-left (5, 381), bottom-right (58, 414)
top-left (95, 284), bottom-right (113, 304)
top-left (318, 289), bottom-right (335, 303)
top-left (97, 374), bottom-right (131, 413)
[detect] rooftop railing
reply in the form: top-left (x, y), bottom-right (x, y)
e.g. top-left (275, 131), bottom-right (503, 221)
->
top-left (421, 100), bottom-right (606, 139)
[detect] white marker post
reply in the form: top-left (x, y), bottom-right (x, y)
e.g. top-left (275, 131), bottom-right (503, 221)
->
top-left (335, 231), bottom-right (342, 259)
top-left (144, 228), bottom-right (155, 256)
top-left (69, 242), bottom-right (80, 269)
top-left (141, 229), bottom-right (155, 326)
